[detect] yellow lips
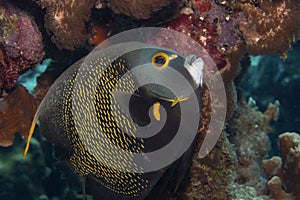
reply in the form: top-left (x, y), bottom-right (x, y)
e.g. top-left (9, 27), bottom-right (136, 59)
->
top-left (169, 96), bottom-right (190, 107)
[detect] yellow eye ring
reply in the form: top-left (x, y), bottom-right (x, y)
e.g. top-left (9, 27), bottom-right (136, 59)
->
top-left (152, 52), bottom-right (169, 69)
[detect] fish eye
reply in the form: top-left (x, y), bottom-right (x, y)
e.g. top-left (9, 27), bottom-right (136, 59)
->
top-left (152, 52), bottom-right (169, 69)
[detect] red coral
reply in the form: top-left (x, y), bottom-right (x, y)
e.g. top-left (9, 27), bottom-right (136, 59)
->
top-left (0, 2), bottom-right (44, 97)
top-left (192, 0), bottom-right (212, 13)
top-left (166, 13), bottom-right (226, 70)
top-left (164, 0), bottom-right (245, 75)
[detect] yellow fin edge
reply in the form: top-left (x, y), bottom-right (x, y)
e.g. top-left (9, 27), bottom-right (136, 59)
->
top-left (23, 111), bottom-right (39, 159)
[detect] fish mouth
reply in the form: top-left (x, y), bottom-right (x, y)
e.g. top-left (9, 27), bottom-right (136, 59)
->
top-left (137, 84), bottom-right (192, 107)
top-left (135, 84), bottom-right (190, 109)
top-left (157, 95), bottom-right (190, 107)
top-left (146, 84), bottom-right (190, 107)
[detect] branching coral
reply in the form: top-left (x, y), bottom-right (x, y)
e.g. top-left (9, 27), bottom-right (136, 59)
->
top-left (263, 132), bottom-right (300, 199)
top-left (238, 0), bottom-right (300, 55)
top-left (37, 0), bottom-right (96, 50)
top-left (263, 156), bottom-right (283, 179)
top-left (0, 1), bottom-right (44, 97)
top-left (279, 132), bottom-right (300, 197)
top-left (263, 100), bottom-right (280, 132)
top-left (267, 176), bottom-right (295, 200)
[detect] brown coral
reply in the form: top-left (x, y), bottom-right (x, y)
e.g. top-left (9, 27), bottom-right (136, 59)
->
top-left (106, 0), bottom-right (182, 20)
top-left (263, 156), bottom-right (283, 179)
top-left (279, 132), bottom-right (300, 198)
top-left (38, 0), bottom-right (96, 50)
top-left (0, 85), bottom-right (37, 147)
top-left (263, 132), bottom-right (300, 199)
top-left (263, 100), bottom-right (280, 132)
top-left (267, 176), bottom-right (295, 200)
top-left (239, 0), bottom-right (300, 55)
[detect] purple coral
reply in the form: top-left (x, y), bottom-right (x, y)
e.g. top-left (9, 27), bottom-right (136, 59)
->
top-left (166, 14), bottom-right (227, 70)
top-left (0, 1), bottom-right (44, 97)
top-left (164, 0), bottom-right (242, 71)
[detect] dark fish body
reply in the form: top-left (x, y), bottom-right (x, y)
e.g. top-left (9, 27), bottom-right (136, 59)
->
top-left (33, 43), bottom-right (202, 200)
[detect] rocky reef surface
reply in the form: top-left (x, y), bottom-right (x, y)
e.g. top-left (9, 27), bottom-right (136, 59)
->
top-left (0, 0), bottom-right (299, 199)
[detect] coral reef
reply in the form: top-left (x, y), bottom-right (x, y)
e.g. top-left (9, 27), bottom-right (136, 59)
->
top-left (178, 131), bottom-right (237, 200)
top-left (1, 0), bottom-right (300, 199)
top-left (263, 132), bottom-right (300, 199)
top-left (267, 176), bottom-right (295, 200)
top-left (278, 132), bottom-right (300, 197)
top-left (164, 0), bottom-right (245, 120)
top-left (165, 0), bottom-right (238, 70)
top-left (178, 97), bottom-right (280, 199)
top-left (0, 1), bottom-right (44, 97)
top-left (37, 0), bottom-right (96, 50)
top-left (238, 0), bottom-right (300, 55)
top-left (106, 0), bottom-right (184, 20)
top-left (0, 85), bottom-right (36, 147)
top-left (263, 101), bottom-right (280, 133)
top-left (227, 100), bottom-right (271, 194)
top-left (34, 0), bottom-right (185, 50)
top-left (240, 40), bottom-right (300, 154)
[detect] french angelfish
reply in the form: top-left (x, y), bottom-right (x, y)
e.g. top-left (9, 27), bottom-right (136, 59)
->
top-left (24, 42), bottom-right (204, 200)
